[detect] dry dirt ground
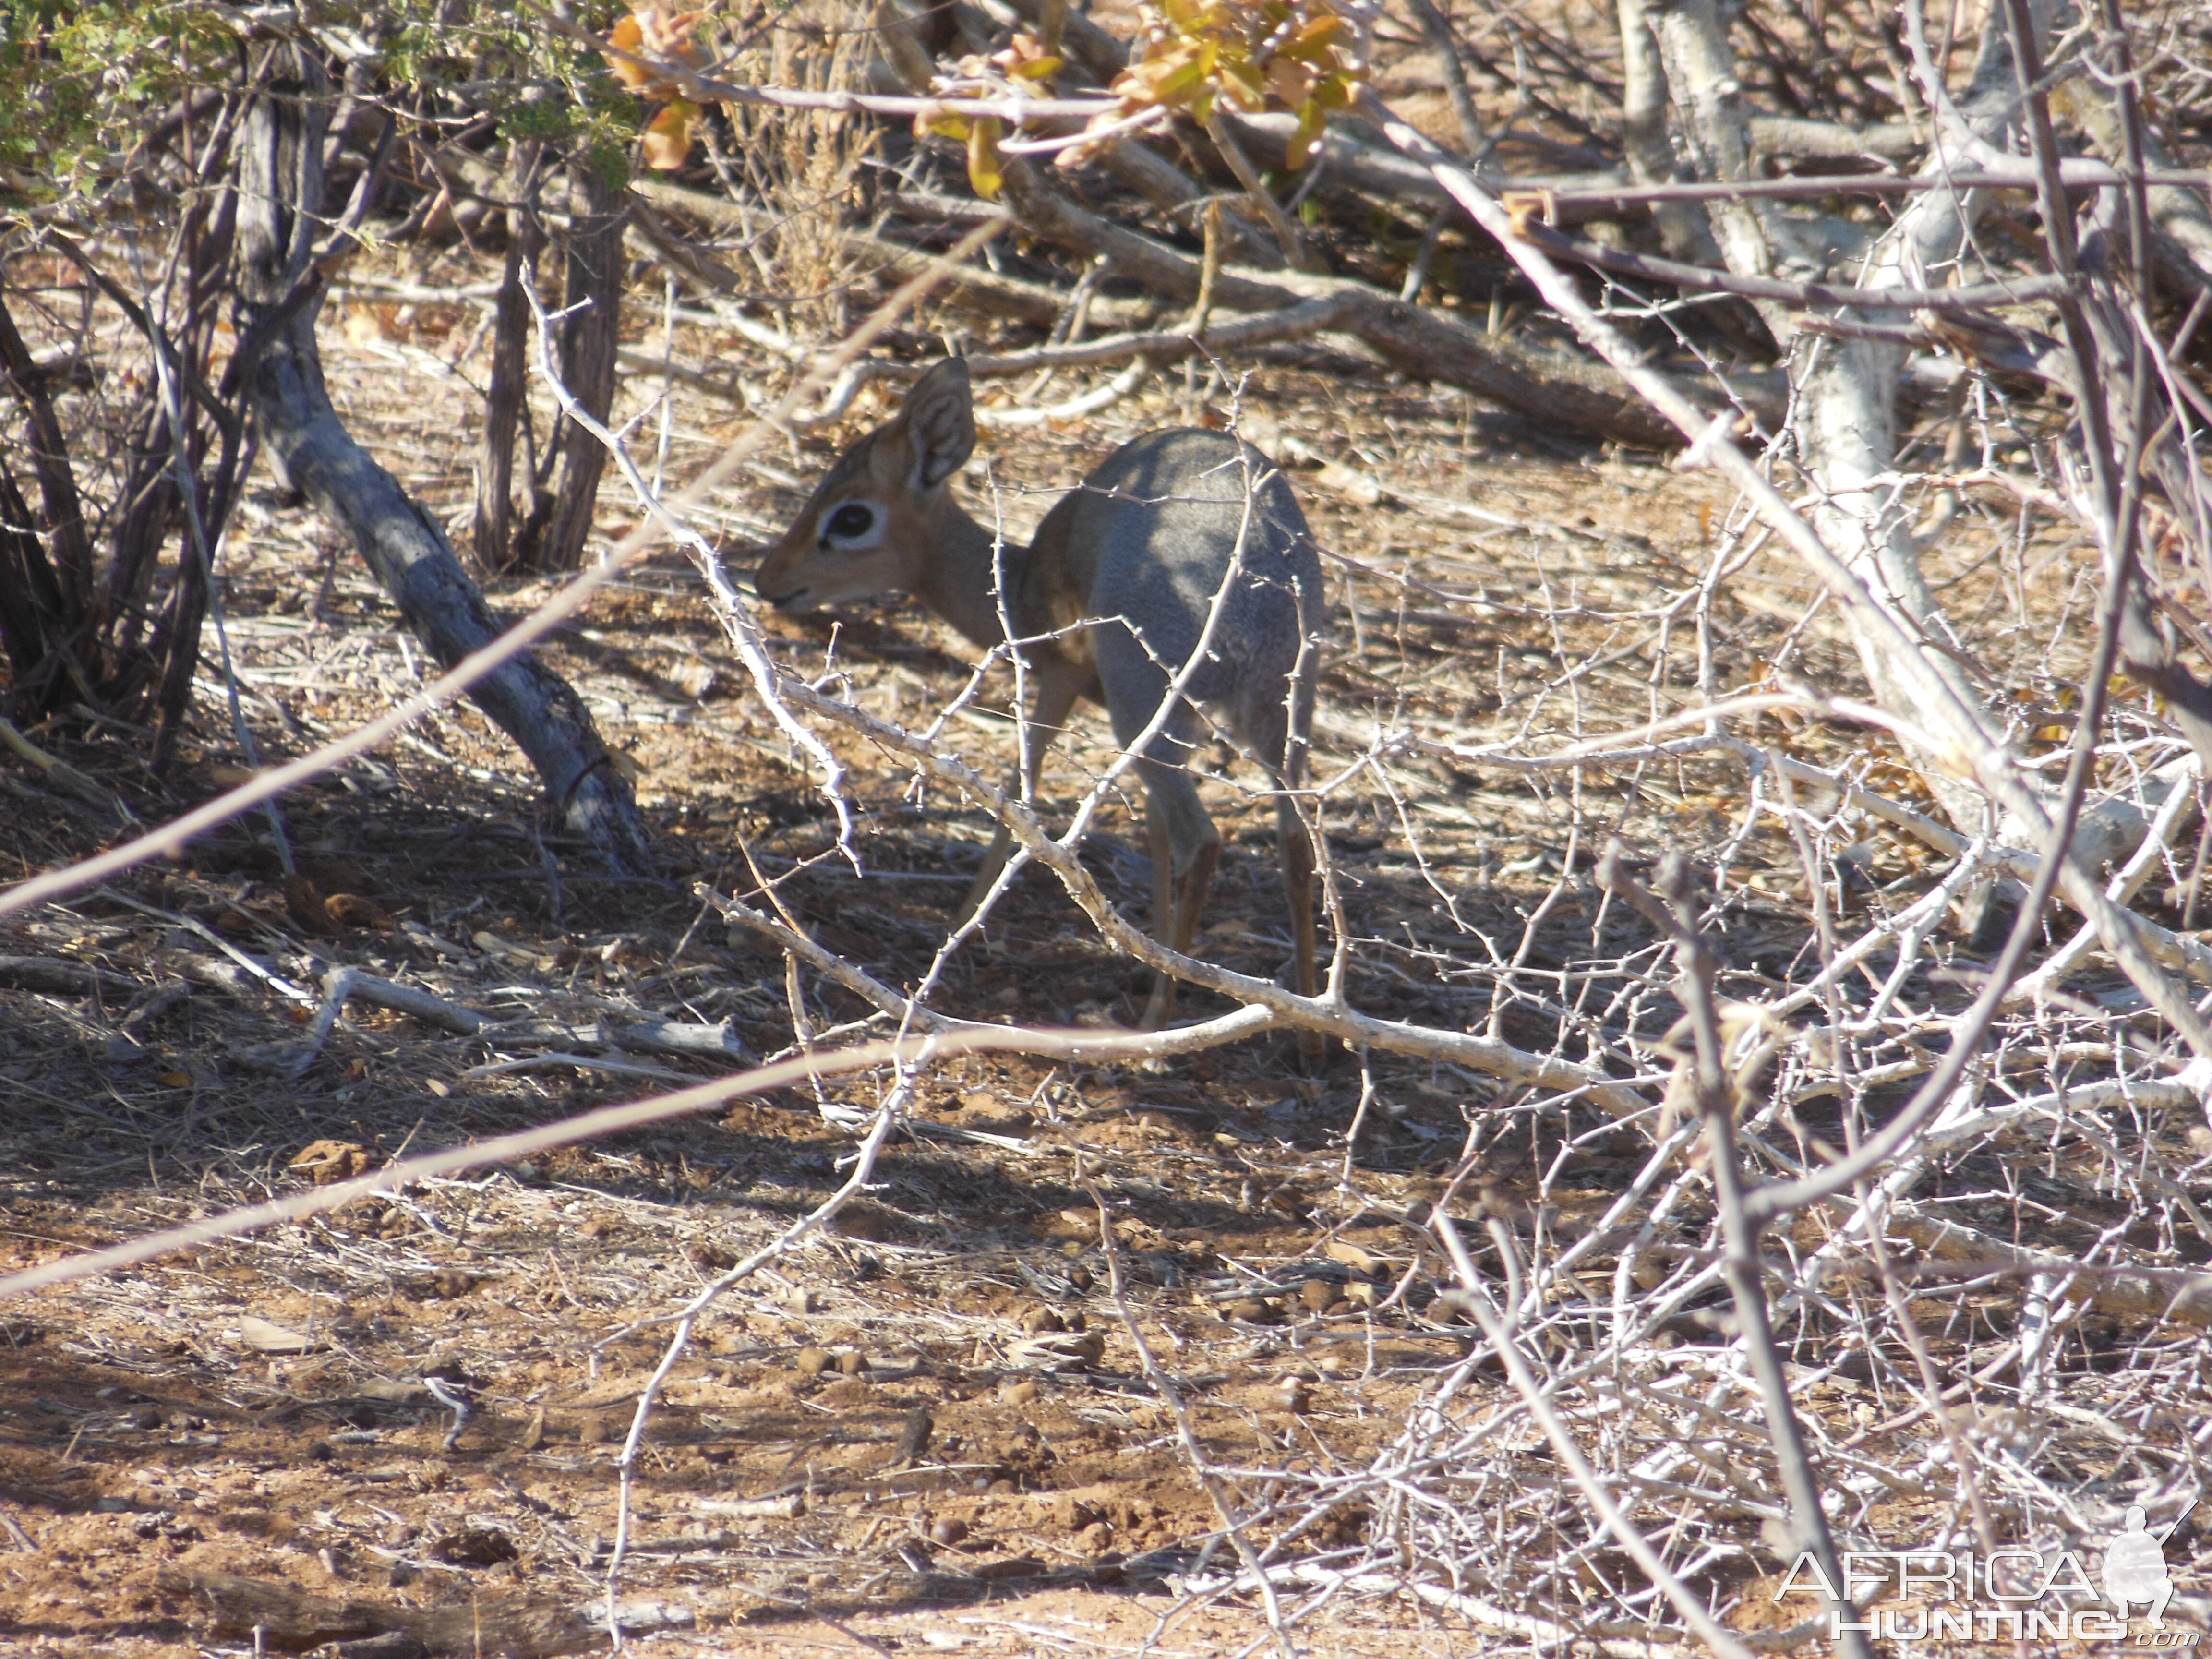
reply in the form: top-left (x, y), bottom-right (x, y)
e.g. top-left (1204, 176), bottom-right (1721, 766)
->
top-left (0, 224), bottom-right (2112, 1656)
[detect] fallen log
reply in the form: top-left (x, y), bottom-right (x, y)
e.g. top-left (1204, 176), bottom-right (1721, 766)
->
top-left (999, 157), bottom-right (1681, 448)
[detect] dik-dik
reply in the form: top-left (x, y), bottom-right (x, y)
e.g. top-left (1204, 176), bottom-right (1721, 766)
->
top-left (754, 359), bottom-right (1322, 1040)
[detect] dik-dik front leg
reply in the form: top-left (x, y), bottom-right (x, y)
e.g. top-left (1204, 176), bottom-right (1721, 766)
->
top-left (958, 667), bottom-right (1084, 923)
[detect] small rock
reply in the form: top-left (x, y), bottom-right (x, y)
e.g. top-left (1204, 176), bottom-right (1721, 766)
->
top-left (1022, 1307), bottom-right (1065, 1335)
top-left (930, 1515), bottom-right (970, 1547)
top-left (1298, 1279), bottom-right (1339, 1314)
top-left (1077, 1520), bottom-right (1115, 1554)
top-left (686, 1239), bottom-right (738, 1272)
top-left (893, 1407), bottom-right (934, 1465)
top-left (321, 1631), bottom-right (425, 1659)
top-left (1226, 1297), bottom-right (1281, 1325)
top-left (794, 1347), bottom-right (834, 1377)
top-left (1053, 1495), bottom-right (1103, 1531)
top-left (834, 1349), bottom-right (870, 1377)
top-left (1001, 1378), bottom-right (1040, 1406)
top-left (430, 1526), bottom-right (517, 1567)
top-left (289, 1139), bottom-right (373, 1185)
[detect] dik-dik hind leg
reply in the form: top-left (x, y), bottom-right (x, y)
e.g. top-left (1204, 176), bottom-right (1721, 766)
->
top-left (959, 670), bottom-right (1083, 923)
top-left (1137, 763), bottom-right (1220, 1030)
top-left (1277, 792), bottom-right (1323, 1068)
top-left (1245, 683), bottom-right (1325, 1066)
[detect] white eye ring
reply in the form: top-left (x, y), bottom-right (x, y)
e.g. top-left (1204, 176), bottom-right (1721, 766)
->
top-left (822, 502), bottom-right (880, 548)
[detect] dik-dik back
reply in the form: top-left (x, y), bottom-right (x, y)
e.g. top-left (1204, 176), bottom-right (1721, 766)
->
top-left (1023, 428), bottom-right (1319, 724)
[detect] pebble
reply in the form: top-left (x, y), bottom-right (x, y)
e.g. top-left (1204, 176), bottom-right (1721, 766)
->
top-left (1001, 1378), bottom-right (1040, 1406)
top-left (1054, 1495), bottom-right (1103, 1531)
top-left (930, 1515), bottom-right (970, 1546)
top-left (1021, 1307), bottom-right (1065, 1335)
top-left (794, 1346), bottom-right (833, 1377)
top-left (1298, 1279), bottom-right (1339, 1314)
top-left (1226, 1297), bottom-right (1281, 1325)
top-left (835, 1349), bottom-right (871, 1377)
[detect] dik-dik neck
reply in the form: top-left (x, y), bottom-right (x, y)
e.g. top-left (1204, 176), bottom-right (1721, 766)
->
top-left (911, 493), bottom-right (1034, 653)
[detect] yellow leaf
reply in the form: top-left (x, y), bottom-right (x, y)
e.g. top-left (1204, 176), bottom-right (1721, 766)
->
top-left (1218, 57), bottom-right (1266, 109)
top-left (1283, 14), bottom-right (1346, 60)
top-left (157, 1071), bottom-right (192, 1088)
top-left (1264, 57), bottom-right (1313, 108)
top-left (606, 14), bottom-right (652, 89)
top-left (642, 99), bottom-right (697, 170)
top-left (1284, 96), bottom-right (1327, 169)
top-left (966, 116), bottom-right (1005, 200)
top-left (1011, 54), bottom-right (1062, 79)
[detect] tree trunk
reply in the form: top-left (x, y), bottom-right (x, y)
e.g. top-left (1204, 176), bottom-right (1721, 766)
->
top-left (0, 462), bottom-right (73, 717)
top-left (232, 50), bottom-right (652, 875)
top-left (475, 153), bottom-right (547, 573)
top-left (1637, 0), bottom-right (2193, 926)
top-left (0, 295), bottom-right (92, 618)
top-left (1615, 0), bottom-right (1713, 267)
top-left (517, 158), bottom-right (625, 573)
top-left (1650, 0), bottom-right (2016, 829)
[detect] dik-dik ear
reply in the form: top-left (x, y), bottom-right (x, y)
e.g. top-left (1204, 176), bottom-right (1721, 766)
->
top-left (898, 358), bottom-right (976, 491)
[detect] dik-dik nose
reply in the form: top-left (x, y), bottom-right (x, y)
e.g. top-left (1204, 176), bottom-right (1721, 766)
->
top-left (751, 535), bottom-right (815, 612)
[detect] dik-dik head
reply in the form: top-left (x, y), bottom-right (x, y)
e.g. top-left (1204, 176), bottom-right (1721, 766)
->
top-left (753, 358), bottom-right (977, 613)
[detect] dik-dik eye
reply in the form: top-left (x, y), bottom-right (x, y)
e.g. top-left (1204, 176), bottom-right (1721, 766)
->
top-left (823, 502), bottom-right (877, 544)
